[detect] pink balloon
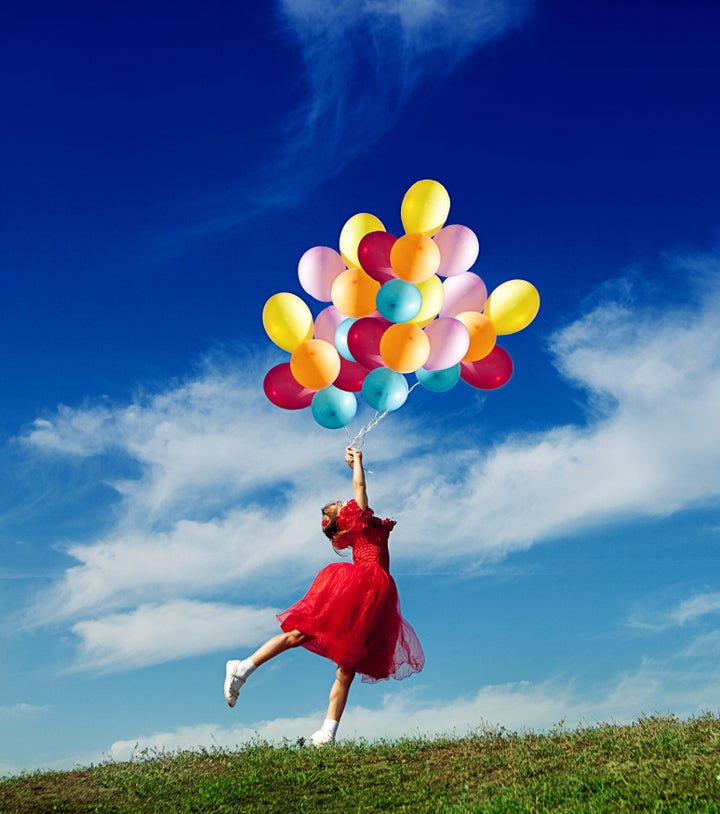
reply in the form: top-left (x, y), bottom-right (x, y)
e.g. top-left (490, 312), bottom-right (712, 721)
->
top-left (460, 345), bottom-right (513, 390)
top-left (334, 356), bottom-right (369, 392)
top-left (358, 231), bottom-right (397, 284)
top-left (346, 317), bottom-right (389, 371)
top-left (313, 305), bottom-right (345, 343)
top-left (298, 246), bottom-right (346, 301)
top-left (423, 317), bottom-right (471, 371)
top-left (263, 363), bottom-right (314, 409)
top-left (433, 225), bottom-right (480, 277)
top-left (439, 272), bottom-right (488, 317)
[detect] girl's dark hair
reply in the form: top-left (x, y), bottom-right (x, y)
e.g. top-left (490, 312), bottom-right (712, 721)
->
top-left (321, 503), bottom-right (346, 555)
top-left (322, 517), bottom-right (339, 541)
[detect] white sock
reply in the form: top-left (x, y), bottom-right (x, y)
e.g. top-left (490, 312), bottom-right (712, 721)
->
top-left (235, 658), bottom-right (258, 681)
top-left (321, 719), bottom-right (339, 738)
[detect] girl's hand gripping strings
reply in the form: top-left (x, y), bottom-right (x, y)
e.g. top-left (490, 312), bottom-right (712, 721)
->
top-left (345, 447), bottom-right (367, 510)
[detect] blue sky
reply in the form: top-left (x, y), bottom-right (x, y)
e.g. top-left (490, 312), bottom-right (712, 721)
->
top-left (2, 0), bottom-right (720, 775)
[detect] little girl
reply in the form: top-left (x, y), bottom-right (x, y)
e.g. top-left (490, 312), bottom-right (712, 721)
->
top-left (224, 446), bottom-right (424, 745)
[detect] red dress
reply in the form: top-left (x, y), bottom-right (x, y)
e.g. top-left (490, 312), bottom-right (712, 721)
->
top-left (277, 500), bottom-right (425, 683)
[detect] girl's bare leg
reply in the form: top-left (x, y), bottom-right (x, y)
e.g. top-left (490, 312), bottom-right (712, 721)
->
top-left (249, 629), bottom-right (312, 666)
top-left (327, 665), bottom-right (355, 722)
top-left (311, 665), bottom-right (355, 746)
top-left (225, 629), bottom-right (311, 707)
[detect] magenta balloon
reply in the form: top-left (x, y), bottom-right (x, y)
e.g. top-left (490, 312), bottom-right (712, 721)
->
top-left (460, 345), bottom-right (513, 390)
top-left (357, 231), bottom-right (397, 284)
top-left (314, 305), bottom-right (345, 343)
top-left (433, 225), bottom-right (480, 277)
top-left (346, 317), bottom-right (388, 370)
top-left (423, 317), bottom-right (471, 371)
top-left (334, 356), bottom-right (369, 392)
top-left (263, 363), bottom-right (314, 409)
top-left (439, 272), bottom-right (488, 317)
top-left (298, 246), bottom-right (346, 301)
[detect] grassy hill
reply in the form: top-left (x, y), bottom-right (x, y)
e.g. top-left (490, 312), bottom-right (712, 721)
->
top-left (1, 714), bottom-right (719, 813)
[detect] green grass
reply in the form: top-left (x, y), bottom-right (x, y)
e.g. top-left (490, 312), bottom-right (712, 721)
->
top-left (2, 714), bottom-right (719, 813)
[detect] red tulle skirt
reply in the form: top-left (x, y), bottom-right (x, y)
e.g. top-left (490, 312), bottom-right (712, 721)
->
top-left (277, 562), bottom-right (424, 683)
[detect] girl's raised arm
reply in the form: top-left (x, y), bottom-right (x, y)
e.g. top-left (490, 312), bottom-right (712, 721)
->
top-left (346, 447), bottom-right (368, 511)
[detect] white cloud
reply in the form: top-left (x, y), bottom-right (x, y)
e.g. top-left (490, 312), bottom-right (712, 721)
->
top-left (105, 647), bottom-right (720, 763)
top-left (6, 628), bottom-right (713, 776)
top-left (395, 254), bottom-right (720, 561)
top-left (19, 249), bottom-right (720, 671)
top-left (70, 600), bottom-right (281, 672)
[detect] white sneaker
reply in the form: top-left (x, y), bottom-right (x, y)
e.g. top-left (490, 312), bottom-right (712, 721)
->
top-left (224, 660), bottom-right (245, 708)
top-left (310, 729), bottom-right (335, 747)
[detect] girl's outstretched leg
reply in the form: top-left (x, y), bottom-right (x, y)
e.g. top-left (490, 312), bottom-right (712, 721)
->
top-left (224, 629), bottom-right (311, 707)
top-left (310, 665), bottom-right (355, 746)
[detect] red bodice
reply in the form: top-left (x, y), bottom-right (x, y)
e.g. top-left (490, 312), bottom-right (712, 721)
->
top-left (333, 499), bottom-right (395, 572)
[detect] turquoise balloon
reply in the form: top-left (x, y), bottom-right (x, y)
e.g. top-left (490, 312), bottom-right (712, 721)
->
top-left (334, 318), bottom-right (357, 361)
top-left (362, 368), bottom-right (409, 412)
top-left (311, 386), bottom-right (357, 429)
top-left (415, 364), bottom-right (461, 393)
top-left (376, 279), bottom-right (422, 323)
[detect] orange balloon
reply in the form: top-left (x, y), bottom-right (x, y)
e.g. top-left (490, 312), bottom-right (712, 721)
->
top-left (331, 267), bottom-right (381, 318)
top-left (455, 311), bottom-right (497, 362)
top-left (390, 233), bottom-right (441, 284)
top-left (290, 339), bottom-right (341, 390)
top-left (379, 322), bottom-right (431, 373)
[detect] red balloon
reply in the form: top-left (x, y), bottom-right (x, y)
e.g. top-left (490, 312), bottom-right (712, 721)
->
top-left (357, 231), bottom-right (397, 284)
top-left (460, 345), bottom-right (513, 390)
top-left (346, 317), bottom-right (390, 370)
top-left (334, 357), bottom-right (369, 392)
top-left (263, 363), bottom-right (314, 409)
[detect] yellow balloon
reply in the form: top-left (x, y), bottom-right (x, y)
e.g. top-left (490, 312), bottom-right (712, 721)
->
top-left (380, 322), bottom-right (431, 373)
top-left (290, 339), bottom-right (341, 390)
top-left (455, 311), bottom-right (497, 362)
top-left (339, 213), bottom-right (385, 268)
top-left (484, 280), bottom-right (540, 335)
top-left (390, 233), bottom-right (441, 283)
top-left (262, 292), bottom-right (313, 352)
top-left (400, 179), bottom-right (450, 236)
top-left (409, 274), bottom-right (444, 326)
top-left (331, 267), bottom-right (380, 318)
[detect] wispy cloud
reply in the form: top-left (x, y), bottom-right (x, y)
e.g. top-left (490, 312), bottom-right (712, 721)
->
top-left (17, 248), bottom-right (720, 671)
top-left (630, 589), bottom-right (720, 632)
top-left (275, 0), bottom-right (531, 162)
top-left (105, 644), bottom-right (720, 762)
top-left (186, 0), bottom-right (532, 239)
top-left (669, 593), bottom-right (720, 626)
top-left (0, 702), bottom-right (48, 718)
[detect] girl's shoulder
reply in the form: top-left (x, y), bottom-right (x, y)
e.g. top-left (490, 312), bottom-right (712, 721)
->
top-left (339, 500), bottom-right (394, 531)
top-left (339, 498), bottom-right (368, 522)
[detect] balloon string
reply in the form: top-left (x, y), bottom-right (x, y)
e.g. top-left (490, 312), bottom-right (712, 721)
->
top-left (346, 411), bottom-right (387, 449)
top-left (345, 382), bottom-right (420, 450)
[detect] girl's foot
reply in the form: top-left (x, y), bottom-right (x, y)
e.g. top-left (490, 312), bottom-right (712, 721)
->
top-left (224, 660), bottom-right (245, 707)
top-left (310, 729), bottom-right (335, 747)
top-left (310, 719), bottom-right (339, 746)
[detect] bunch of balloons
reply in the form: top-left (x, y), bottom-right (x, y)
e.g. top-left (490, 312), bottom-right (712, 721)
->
top-left (262, 180), bottom-right (540, 430)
